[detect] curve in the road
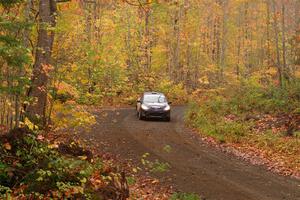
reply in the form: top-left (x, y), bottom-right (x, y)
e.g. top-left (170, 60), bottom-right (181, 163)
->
top-left (86, 106), bottom-right (300, 200)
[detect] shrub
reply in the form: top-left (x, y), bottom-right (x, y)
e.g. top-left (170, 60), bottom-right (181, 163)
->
top-left (186, 79), bottom-right (300, 142)
top-left (76, 93), bottom-right (103, 105)
top-left (156, 79), bottom-right (188, 104)
top-left (0, 128), bottom-right (129, 199)
top-left (0, 128), bottom-right (101, 198)
top-left (185, 102), bottom-right (250, 143)
top-left (50, 82), bottom-right (79, 103)
top-left (170, 192), bottom-right (201, 200)
top-left (51, 101), bottom-right (96, 131)
top-left (231, 79), bottom-right (300, 114)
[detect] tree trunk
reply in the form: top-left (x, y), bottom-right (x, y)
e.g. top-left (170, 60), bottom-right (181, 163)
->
top-left (271, 0), bottom-right (283, 87)
top-left (145, 9), bottom-right (151, 70)
top-left (26, 0), bottom-right (57, 125)
top-left (266, 0), bottom-right (271, 67)
top-left (172, 2), bottom-right (181, 83)
top-left (244, 2), bottom-right (250, 76)
top-left (236, 6), bottom-right (242, 79)
top-left (281, 1), bottom-right (288, 82)
top-left (220, 0), bottom-right (229, 81)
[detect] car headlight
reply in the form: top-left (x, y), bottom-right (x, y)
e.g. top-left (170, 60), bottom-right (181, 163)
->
top-left (164, 105), bottom-right (170, 111)
top-left (141, 104), bottom-right (149, 110)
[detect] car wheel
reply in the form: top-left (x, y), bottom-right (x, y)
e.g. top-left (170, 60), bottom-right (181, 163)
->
top-left (165, 116), bottom-right (170, 122)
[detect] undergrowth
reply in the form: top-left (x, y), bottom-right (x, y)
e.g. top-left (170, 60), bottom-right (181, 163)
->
top-left (57, 75), bottom-right (188, 106)
top-left (0, 128), bottom-right (127, 199)
top-left (186, 79), bottom-right (300, 174)
top-left (170, 192), bottom-right (201, 200)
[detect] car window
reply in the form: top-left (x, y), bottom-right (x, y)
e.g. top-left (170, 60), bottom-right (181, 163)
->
top-left (143, 95), bottom-right (166, 103)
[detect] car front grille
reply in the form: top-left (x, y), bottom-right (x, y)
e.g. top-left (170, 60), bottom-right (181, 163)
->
top-left (149, 107), bottom-right (163, 111)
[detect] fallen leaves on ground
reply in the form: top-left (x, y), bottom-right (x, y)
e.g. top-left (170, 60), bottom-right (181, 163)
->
top-left (193, 128), bottom-right (300, 179)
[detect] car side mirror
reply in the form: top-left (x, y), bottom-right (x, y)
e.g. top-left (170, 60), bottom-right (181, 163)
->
top-left (137, 100), bottom-right (141, 103)
top-left (168, 101), bottom-right (172, 105)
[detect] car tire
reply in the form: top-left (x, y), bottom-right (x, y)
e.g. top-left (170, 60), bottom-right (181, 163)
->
top-left (165, 116), bottom-right (170, 122)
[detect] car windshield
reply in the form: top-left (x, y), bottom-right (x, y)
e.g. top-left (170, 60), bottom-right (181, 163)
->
top-left (143, 95), bottom-right (166, 103)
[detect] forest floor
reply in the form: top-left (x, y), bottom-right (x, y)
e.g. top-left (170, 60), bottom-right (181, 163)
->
top-left (77, 106), bottom-right (300, 200)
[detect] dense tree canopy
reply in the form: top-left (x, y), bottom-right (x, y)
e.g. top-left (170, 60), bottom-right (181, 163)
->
top-left (1, 0), bottom-right (299, 129)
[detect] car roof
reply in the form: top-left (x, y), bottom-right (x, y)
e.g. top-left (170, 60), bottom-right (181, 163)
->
top-left (143, 92), bottom-right (164, 96)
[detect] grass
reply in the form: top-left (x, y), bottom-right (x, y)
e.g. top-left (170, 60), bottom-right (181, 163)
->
top-left (151, 160), bottom-right (171, 173)
top-left (163, 145), bottom-right (172, 153)
top-left (126, 176), bottom-right (136, 185)
top-left (170, 192), bottom-right (201, 200)
top-left (141, 153), bottom-right (170, 173)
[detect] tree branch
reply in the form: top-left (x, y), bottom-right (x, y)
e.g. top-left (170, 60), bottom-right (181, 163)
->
top-left (56, 0), bottom-right (71, 3)
top-left (123, 0), bottom-right (152, 12)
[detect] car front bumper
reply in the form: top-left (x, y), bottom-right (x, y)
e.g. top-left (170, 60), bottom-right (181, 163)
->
top-left (141, 109), bottom-right (170, 119)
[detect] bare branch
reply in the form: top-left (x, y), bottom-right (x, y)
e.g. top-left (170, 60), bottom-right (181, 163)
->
top-left (123, 0), bottom-right (152, 12)
top-left (56, 0), bottom-right (71, 3)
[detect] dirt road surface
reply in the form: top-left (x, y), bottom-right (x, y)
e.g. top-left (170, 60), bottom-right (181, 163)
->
top-left (82, 106), bottom-right (300, 200)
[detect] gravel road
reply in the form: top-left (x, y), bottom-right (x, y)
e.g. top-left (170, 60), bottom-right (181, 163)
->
top-left (83, 106), bottom-right (300, 200)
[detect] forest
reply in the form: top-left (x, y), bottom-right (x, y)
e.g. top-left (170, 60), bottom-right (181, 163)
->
top-left (0, 0), bottom-right (299, 199)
